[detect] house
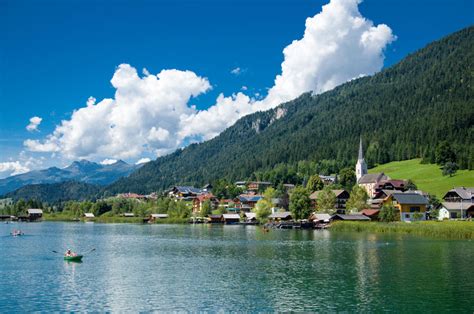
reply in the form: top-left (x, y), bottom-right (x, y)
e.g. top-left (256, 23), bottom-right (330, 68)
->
top-left (168, 186), bottom-right (204, 200)
top-left (330, 214), bottom-right (370, 221)
top-left (192, 193), bottom-right (218, 213)
top-left (358, 173), bottom-right (390, 198)
top-left (375, 180), bottom-right (408, 193)
top-left (383, 193), bottom-right (428, 222)
top-left (235, 181), bottom-right (247, 189)
top-left (310, 189), bottom-right (349, 210)
top-left (438, 202), bottom-right (474, 220)
top-left (237, 194), bottom-right (263, 211)
top-left (247, 181), bottom-right (272, 192)
top-left (359, 209), bottom-right (380, 220)
top-left (27, 208), bottom-right (43, 221)
top-left (369, 190), bottom-right (397, 209)
top-left (222, 214), bottom-right (240, 224)
top-left (148, 213), bottom-right (169, 222)
top-left (202, 183), bottom-right (213, 193)
top-left (84, 213), bottom-right (95, 219)
top-left (208, 214), bottom-right (223, 223)
top-left (269, 211), bottom-right (293, 221)
top-left (244, 212), bottom-right (257, 223)
top-left (309, 213), bottom-right (331, 223)
top-left (319, 175), bottom-right (336, 185)
top-left (442, 187), bottom-right (474, 203)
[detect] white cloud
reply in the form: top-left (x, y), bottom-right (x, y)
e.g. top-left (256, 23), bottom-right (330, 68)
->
top-left (241, 86), bottom-right (248, 91)
top-left (135, 157), bottom-right (151, 165)
top-left (87, 96), bottom-right (96, 107)
top-left (0, 161), bottom-right (30, 179)
top-left (24, 0), bottom-right (394, 162)
top-left (26, 116), bottom-right (42, 132)
top-left (230, 67), bottom-right (241, 75)
top-left (100, 158), bottom-right (117, 165)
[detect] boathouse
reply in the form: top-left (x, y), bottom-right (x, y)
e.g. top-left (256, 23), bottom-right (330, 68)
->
top-left (330, 214), bottom-right (370, 221)
top-left (222, 214), bottom-right (240, 224)
top-left (27, 208), bottom-right (43, 221)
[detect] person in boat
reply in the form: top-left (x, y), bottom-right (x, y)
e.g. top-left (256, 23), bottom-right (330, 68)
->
top-left (65, 249), bottom-right (76, 257)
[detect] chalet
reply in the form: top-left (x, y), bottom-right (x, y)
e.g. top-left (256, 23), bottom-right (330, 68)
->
top-left (269, 211), bottom-right (292, 221)
top-left (358, 173), bottom-right (389, 198)
top-left (310, 189), bottom-right (349, 210)
top-left (244, 212), bottom-right (257, 223)
top-left (319, 175), bottom-right (336, 185)
top-left (359, 209), bottom-right (380, 220)
top-left (237, 194), bottom-right (263, 211)
top-left (442, 187), bottom-right (474, 203)
top-left (330, 214), bottom-right (370, 221)
top-left (222, 214), bottom-right (240, 224)
top-left (369, 190), bottom-right (397, 209)
top-left (247, 181), bottom-right (272, 192)
top-left (438, 202), bottom-right (474, 220)
top-left (309, 213), bottom-right (331, 223)
top-left (168, 186), bottom-right (204, 200)
top-left (192, 193), bottom-right (218, 213)
top-left (208, 214), bottom-right (223, 223)
top-left (27, 208), bottom-right (43, 221)
top-left (383, 193), bottom-right (428, 222)
top-left (375, 180), bottom-right (408, 193)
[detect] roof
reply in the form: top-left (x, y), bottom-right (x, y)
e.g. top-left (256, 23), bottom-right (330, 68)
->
top-left (84, 213), bottom-right (95, 218)
top-left (244, 212), bottom-right (256, 219)
top-left (391, 193), bottom-right (428, 205)
top-left (331, 214), bottom-right (370, 221)
top-left (238, 194), bottom-right (263, 202)
top-left (374, 189), bottom-right (397, 199)
top-left (310, 189), bottom-right (347, 199)
top-left (443, 187), bottom-right (474, 200)
top-left (151, 214), bottom-right (169, 218)
top-left (269, 211), bottom-right (292, 219)
top-left (173, 186), bottom-right (204, 194)
top-left (123, 212), bottom-right (135, 217)
top-left (222, 214), bottom-right (240, 219)
top-left (377, 180), bottom-right (407, 189)
top-left (359, 209), bottom-right (380, 217)
top-left (311, 213), bottom-right (331, 221)
top-left (358, 173), bottom-right (387, 184)
top-left (441, 202), bottom-right (474, 211)
top-left (209, 214), bottom-right (222, 219)
top-left (27, 208), bottom-right (43, 214)
top-left (195, 193), bottom-right (216, 202)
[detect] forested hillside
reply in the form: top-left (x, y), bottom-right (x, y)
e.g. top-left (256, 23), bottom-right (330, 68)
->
top-left (105, 26), bottom-right (473, 194)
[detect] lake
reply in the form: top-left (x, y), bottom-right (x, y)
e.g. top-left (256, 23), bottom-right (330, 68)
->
top-left (1, 222), bottom-right (473, 312)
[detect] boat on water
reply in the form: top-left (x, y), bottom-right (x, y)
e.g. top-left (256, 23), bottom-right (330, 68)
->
top-left (11, 230), bottom-right (24, 237)
top-left (64, 255), bottom-right (83, 262)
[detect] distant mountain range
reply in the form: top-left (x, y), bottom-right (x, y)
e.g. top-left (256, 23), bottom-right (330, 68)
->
top-left (0, 160), bottom-right (142, 195)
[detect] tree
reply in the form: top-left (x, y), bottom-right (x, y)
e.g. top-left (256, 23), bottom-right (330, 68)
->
top-left (442, 162), bottom-right (458, 177)
top-left (406, 179), bottom-right (417, 190)
top-left (379, 204), bottom-right (399, 222)
top-left (306, 175), bottom-right (324, 192)
top-left (263, 187), bottom-right (278, 202)
top-left (289, 186), bottom-right (312, 220)
top-left (253, 199), bottom-right (272, 223)
top-left (346, 185), bottom-right (368, 212)
top-left (200, 200), bottom-right (212, 217)
top-left (435, 141), bottom-right (456, 165)
top-left (316, 187), bottom-right (336, 212)
top-left (338, 168), bottom-right (356, 189)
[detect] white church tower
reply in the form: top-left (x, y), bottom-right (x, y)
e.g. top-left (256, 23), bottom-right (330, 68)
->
top-left (356, 137), bottom-right (368, 182)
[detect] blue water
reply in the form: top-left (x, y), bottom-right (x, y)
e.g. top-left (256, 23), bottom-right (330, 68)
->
top-left (0, 222), bottom-right (473, 312)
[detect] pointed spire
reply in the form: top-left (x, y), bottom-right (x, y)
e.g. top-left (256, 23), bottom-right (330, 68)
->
top-left (358, 136), bottom-right (364, 160)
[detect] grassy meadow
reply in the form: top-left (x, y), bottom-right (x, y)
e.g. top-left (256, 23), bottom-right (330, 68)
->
top-left (369, 159), bottom-right (473, 198)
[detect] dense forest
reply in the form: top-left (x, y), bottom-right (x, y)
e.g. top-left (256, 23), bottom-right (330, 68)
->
top-left (4, 181), bottom-right (101, 203)
top-left (103, 26), bottom-right (473, 194)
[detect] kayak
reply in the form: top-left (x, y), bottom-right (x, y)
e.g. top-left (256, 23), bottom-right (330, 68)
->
top-left (64, 255), bottom-right (83, 262)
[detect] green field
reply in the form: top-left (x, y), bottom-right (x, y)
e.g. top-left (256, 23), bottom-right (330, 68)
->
top-left (369, 159), bottom-right (474, 198)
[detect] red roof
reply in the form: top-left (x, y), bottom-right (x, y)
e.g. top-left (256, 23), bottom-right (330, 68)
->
top-left (360, 209), bottom-right (380, 217)
top-left (195, 193), bottom-right (215, 202)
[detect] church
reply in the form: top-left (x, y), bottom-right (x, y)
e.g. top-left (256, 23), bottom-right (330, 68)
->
top-left (356, 137), bottom-right (388, 198)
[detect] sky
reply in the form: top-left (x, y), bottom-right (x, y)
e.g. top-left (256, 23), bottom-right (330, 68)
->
top-left (0, 0), bottom-right (472, 178)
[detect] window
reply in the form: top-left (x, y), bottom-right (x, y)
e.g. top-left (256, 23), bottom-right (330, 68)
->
top-left (410, 206), bottom-right (420, 212)
top-left (450, 212), bottom-right (458, 219)
top-left (405, 214), bottom-right (410, 219)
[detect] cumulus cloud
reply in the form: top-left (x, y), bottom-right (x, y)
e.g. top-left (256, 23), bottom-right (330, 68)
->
top-left (26, 116), bottom-right (42, 132)
top-left (135, 157), bottom-right (151, 165)
top-left (24, 0), bottom-right (394, 161)
top-left (100, 159), bottom-right (117, 165)
top-left (0, 161), bottom-right (30, 179)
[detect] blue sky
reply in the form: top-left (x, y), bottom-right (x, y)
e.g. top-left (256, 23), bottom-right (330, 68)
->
top-left (0, 0), bottom-right (472, 176)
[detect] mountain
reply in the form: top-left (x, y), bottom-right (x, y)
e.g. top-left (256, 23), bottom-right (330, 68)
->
top-left (105, 26), bottom-right (473, 195)
top-left (4, 181), bottom-right (101, 203)
top-left (0, 159), bottom-right (141, 195)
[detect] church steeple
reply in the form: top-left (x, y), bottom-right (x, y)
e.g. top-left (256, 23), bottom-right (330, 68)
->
top-left (356, 136), bottom-right (368, 182)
